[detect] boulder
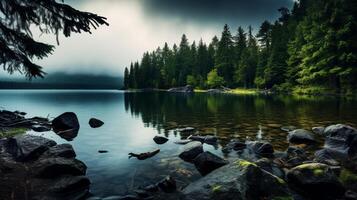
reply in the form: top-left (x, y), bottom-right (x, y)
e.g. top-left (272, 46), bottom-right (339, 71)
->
top-left (323, 124), bottom-right (357, 138)
top-left (246, 141), bottom-right (274, 157)
top-left (47, 175), bottom-right (90, 194)
top-left (312, 126), bottom-right (325, 135)
top-left (182, 159), bottom-right (292, 200)
top-left (6, 134), bottom-right (57, 161)
top-left (314, 148), bottom-right (348, 166)
top-left (31, 124), bottom-right (51, 132)
top-left (167, 85), bottom-right (194, 93)
top-left (193, 151), bottom-right (228, 176)
top-left (33, 157), bottom-right (87, 178)
top-left (42, 144), bottom-right (76, 159)
top-left (89, 118), bottom-right (104, 128)
top-left (52, 112), bottom-right (80, 132)
top-left (287, 129), bottom-right (316, 144)
top-left (179, 141), bottom-right (203, 162)
top-left (153, 136), bottom-right (169, 144)
top-left (287, 163), bottom-right (345, 199)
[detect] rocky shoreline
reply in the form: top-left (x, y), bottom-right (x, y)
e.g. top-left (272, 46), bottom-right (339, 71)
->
top-left (1, 109), bottom-right (357, 199)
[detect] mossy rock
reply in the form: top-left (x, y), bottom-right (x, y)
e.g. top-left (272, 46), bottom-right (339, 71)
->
top-left (287, 163), bottom-right (345, 199)
top-left (0, 127), bottom-right (28, 138)
top-left (339, 169), bottom-right (357, 191)
top-left (182, 159), bottom-right (292, 200)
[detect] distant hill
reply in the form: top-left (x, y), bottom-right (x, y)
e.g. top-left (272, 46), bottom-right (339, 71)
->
top-left (0, 73), bottom-right (123, 89)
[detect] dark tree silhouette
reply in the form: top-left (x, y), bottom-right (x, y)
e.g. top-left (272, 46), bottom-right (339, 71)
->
top-left (0, 0), bottom-right (108, 79)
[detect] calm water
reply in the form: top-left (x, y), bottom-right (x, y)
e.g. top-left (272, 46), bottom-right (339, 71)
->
top-left (0, 90), bottom-right (357, 197)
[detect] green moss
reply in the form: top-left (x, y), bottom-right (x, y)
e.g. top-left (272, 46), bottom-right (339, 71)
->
top-left (227, 88), bottom-right (257, 95)
top-left (339, 169), bottom-right (357, 185)
top-left (313, 169), bottom-right (324, 176)
top-left (211, 185), bottom-right (222, 193)
top-left (0, 127), bottom-right (28, 138)
top-left (276, 177), bottom-right (286, 185)
top-left (272, 196), bottom-right (294, 200)
top-left (234, 160), bottom-right (257, 168)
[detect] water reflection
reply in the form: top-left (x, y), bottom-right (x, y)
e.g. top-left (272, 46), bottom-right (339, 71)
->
top-left (124, 92), bottom-right (357, 150)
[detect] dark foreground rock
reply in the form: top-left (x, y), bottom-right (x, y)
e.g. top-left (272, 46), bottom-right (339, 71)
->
top-left (287, 163), bottom-right (345, 199)
top-left (89, 118), bottom-right (104, 128)
top-left (167, 85), bottom-right (194, 93)
top-left (182, 159), bottom-right (292, 200)
top-left (178, 141), bottom-right (203, 162)
top-left (153, 136), bottom-right (169, 144)
top-left (246, 141), bottom-right (274, 157)
top-left (287, 129), bottom-right (316, 144)
top-left (193, 151), bottom-right (228, 176)
top-left (0, 134), bottom-right (90, 200)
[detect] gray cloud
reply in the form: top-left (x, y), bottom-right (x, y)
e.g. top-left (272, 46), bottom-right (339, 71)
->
top-left (2, 0), bottom-right (294, 79)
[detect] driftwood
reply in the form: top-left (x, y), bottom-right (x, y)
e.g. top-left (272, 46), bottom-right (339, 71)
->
top-left (128, 149), bottom-right (160, 160)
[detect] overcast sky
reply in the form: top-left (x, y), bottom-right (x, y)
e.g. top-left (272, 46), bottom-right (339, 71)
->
top-left (1, 0), bottom-right (295, 78)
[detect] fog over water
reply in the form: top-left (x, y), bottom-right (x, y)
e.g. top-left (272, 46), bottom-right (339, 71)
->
top-left (1, 0), bottom-right (294, 79)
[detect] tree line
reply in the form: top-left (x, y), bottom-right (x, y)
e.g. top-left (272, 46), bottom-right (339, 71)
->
top-left (124, 0), bottom-right (357, 94)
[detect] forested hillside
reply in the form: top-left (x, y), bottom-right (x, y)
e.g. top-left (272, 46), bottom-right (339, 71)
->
top-left (124, 0), bottom-right (357, 95)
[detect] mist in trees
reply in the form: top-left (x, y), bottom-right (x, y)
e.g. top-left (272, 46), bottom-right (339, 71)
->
top-left (124, 0), bottom-right (356, 94)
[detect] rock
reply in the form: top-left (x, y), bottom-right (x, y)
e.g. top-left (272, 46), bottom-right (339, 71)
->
top-left (193, 151), bottom-right (228, 176)
top-left (188, 135), bottom-right (218, 145)
top-left (178, 141), bottom-right (204, 162)
top-left (31, 124), bottom-right (51, 132)
top-left (287, 129), bottom-right (316, 144)
top-left (314, 148), bottom-right (347, 166)
top-left (33, 157), bottom-right (87, 178)
top-left (323, 124), bottom-right (357, 138)
top-left (312, 126), bottom-right (325, 135)
top-left (247, 141), bottom-right (274, 157)
top-left (153, 136), bottom-right (169, 144)
top-left (98, 150), bottom-right (109, 153)
top-left (207, 89), bottom-right (224, 93)
top-left (255, 158), bottom-right (285, 179)
top-left (174, 139), bottom-right (192, 145)
top-left (6, 134), bottom-right (57, 161)
top-left (281, 125), bottom-right (297, 132)
top-left (177, 127), bottom-right (195, 133)
top-left (56, 128), bottom-right (80, 141)
top-left (182, 159), bottom-right (292, 200)
top-left (157, 176), bottom-right (176, 193)
top-left (222, 140), bottom-right (246, 153)
top-left (52, 112), bottom-right (80, 132)
top-left (42, 144), bottom-right (76, 158)
top-left (287, 163), bottom-right (345, 199)
top-left (47, 175), bottom-right (90, 193)
top-left (89, 118), bottom-right (104, 128)
top-left (167, 85), bottom-right (194, 93)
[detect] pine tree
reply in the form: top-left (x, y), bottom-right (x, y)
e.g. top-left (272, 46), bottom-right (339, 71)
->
top-left (124, 67), bottom-right (129, 89)
top-left (0, 0), bottom-right (108, 78)
top-left (216, 24), bottom-right (235, 86)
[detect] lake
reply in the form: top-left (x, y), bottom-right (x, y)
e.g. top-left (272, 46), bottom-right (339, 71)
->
top-left (1, 90), bottom-right (357, 197)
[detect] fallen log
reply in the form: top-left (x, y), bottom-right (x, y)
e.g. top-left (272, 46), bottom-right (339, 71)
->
top-left (128, 149), bottom-right (160, 160)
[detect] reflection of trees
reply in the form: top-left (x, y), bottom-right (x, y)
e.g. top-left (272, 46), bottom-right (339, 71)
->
top-left (124, 92), bottom-right (357, 144)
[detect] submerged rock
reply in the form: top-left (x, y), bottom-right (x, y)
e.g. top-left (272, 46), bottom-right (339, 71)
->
top-left (281, 125), bottom-right (297, 132)
top-left (182, 159), bottom-right (292, 200)
top-left (31, 124), bottom-right (51, 132)
top-left (157, 176), bottom-right (177, 193)
top-left (177, 127), bottom-right (195, 133)
top-left (287, 163), bottom-right (345, 199)
top-left (193, 151), bottom-right (228, 176)
top-left (188, 135), bottom-right (218, 145)
top-left (312, 126), bottom-right (325, 135)
top-left (89, 118), bottom-right (104, 128)
top-left (287, 129), bottom-right (316, 144)
top-left (153, 136), bottom-right (169, 144)
top-left (222, 140), bottom-right (246, 153)
top-left (178, 141), bottom-right (203, 162)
